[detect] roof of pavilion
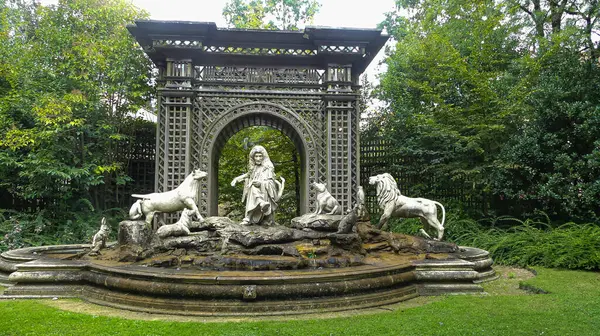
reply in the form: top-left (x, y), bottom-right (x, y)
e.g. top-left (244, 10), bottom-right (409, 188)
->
top-left (127, 20), bottom-right (388, 75)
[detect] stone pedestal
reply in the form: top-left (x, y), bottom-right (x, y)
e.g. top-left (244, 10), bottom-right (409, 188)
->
top-left (118, 220), bottom-right (152, 246)
top-left (290, 214), bottom-right (344, 231)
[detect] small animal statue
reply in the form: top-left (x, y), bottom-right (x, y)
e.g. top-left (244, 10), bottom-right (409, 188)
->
top-left (368, 173), bottom-right (446, 241)
top-left (89, 217), bottom-right (109, 256)
top-left (129, 169), bottom-right (207, 225)
top-left (337, 206), bottom-right (358, 234)
top-left (311, 182), bottom-right (342, 215)
top-left (356, 186), bottom-right (367, 219)
top-left (155, 209), bottom-right (193, 238)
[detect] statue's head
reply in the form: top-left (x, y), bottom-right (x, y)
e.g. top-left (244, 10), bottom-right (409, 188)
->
top-left (369, 173), bottom-right (394, 186)
top-left (253, 152), bottom-right (264, 166)
top-left (248, 145), bottom-right (273, 170)
top-left (191, 169), bottom-right (208, 180)
top-left (310, 181), bottom-right (328, 193)
top-left (100, 217), bottom-right (109, 231)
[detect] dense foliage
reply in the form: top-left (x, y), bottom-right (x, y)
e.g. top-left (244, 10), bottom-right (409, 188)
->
top-left (0, 0), bottom-right (153, 249)
top-left (222, 0), bottom-right (320, 30)
top-left (389, 214), bottom-right (600, 270)
top-left (370, 0), bottom-right (600, 223)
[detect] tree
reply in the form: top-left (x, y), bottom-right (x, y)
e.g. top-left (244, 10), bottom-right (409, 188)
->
top-left (0, 0), bottom-right (152, 219)
top-left (511, 0), bottom-right (600, 58)
top-left (373, 0), bottom-right (524, 209)
top-left (222, 0), bottom-right (320, 30)
top-left (491, 34), bottom-right (600, 222)
top-left (373, 0), bottom-right (600, 223)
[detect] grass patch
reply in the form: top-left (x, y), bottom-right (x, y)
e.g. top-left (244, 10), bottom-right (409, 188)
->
top-left (0, 267), bottom-right (599, 335)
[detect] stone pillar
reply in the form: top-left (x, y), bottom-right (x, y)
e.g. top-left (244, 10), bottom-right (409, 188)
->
top-left (323, 64), bottom-right (359, 212)
top-left (156, 58), bottom-right (194, 224)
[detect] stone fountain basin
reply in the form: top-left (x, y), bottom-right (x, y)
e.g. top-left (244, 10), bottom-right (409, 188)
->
top-left (0, 244), bottom-right (495, 316)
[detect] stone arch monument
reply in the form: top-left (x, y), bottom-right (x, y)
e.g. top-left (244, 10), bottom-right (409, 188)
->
top-left (128, 21), bottom-right (388, 217)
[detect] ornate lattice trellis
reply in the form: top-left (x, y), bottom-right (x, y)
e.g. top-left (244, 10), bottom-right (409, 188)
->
top-left (129, 21), bottom-right (388, 219)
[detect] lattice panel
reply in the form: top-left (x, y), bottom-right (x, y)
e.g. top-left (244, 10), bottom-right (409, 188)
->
top-left (317, 100), bottom-right (329, 191)
top-left (203, 45), bottom-right (317, 56)
top-left (196, 66), bottom-right (323, 85)
top-left (326, 65), bottom-right (353, 93)
top-left (327, 105), bottom-right (352, 212)
top-left (318, 45), bottom-right (365, 54)
top-left (156, 96), bottom-right (167, 193)
top-left (155, 96), bottom-right (187, 223)
top-left (350, 104), bottom-right (359, 207)
top-left (165, 105), bottom-right (188, 192)
top-left (153, 39), bottom-right (202, 48)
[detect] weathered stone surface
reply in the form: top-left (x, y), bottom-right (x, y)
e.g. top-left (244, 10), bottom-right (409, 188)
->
top-left (238, 244), bottom-right (301, 257)
top-left (356, 222), bottom-right (458, 254)
top-left (289, 213), bottom-right (343, 231)
top-left (193, 255), bottom-right (308, 271)
top-left (118, 220), bottom-right (152, 246)
top-left (211, 219), bottom-right (325, 249)
top-left (114, 218), bottom-right (457, 268)
top-left (153, 232), bottom-right (221, 252)
top-left (327, 233), bottom-right (365, 255)
top-left (116, 244), bottom-right (153, 262)
top-left (337, 208), bottom-right (358, 234)
top-left (199, 216), bottom-right (235, 230)
top-left (145, 256), bottom-right (179, 268)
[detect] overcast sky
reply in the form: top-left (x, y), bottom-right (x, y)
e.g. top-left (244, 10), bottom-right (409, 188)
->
top-left (39, 0), bottom-right (396, 81)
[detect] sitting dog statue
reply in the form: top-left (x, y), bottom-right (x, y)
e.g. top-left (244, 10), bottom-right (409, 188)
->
top-left (311, 182), bottom-right (342, 215)
top-left (89, 217), bottom-right (109, 256)
top-left (155, 209), bottom-right (194, 238)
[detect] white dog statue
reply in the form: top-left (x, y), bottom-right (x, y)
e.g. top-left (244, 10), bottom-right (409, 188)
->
top-left (129, 169), bottom-right (207, 225)
top-left (155, 209), bottom-right (194, 238)
top-left (311, 182), bottom-right (342, 215)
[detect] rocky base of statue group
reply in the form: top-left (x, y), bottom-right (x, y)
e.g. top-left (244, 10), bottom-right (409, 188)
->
top-left (99, 215), bottom-right (458, 270)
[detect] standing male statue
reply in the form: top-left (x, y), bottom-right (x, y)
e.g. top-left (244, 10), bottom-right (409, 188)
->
top-left (231, 145), bottom-right (285, 225)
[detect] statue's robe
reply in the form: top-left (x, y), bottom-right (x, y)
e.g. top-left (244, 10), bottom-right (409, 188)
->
top-left (242, 165), bottom-right (279, 224)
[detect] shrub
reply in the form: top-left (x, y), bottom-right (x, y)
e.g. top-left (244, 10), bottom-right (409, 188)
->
top-left (389, 214), bottom-right (600, 270)
top-left (0, 209), bottom-right (122, 252)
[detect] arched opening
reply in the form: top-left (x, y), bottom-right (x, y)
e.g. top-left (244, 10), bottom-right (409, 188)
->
top-left (217, 126), bottom-right (301, 223)
top-left (207, 112), bottom-right (308, 221)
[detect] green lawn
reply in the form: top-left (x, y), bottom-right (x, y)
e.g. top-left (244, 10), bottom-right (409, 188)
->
top-left (0, 267), bottom-right (599, 335)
